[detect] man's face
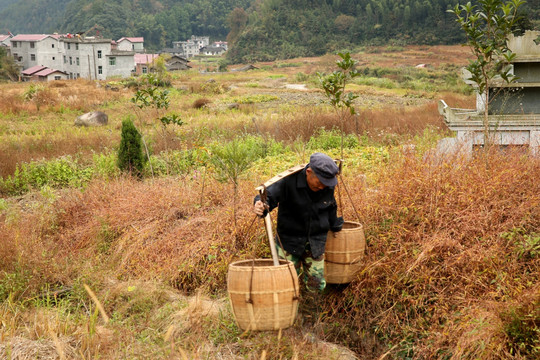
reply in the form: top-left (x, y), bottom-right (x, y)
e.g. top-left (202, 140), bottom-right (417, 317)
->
top-left (306, 168), bottom-right (327, 192)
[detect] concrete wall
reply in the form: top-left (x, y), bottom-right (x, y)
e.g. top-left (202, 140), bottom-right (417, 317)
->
top-left (117, 40), bottom-right (143, 52)
top-left (63, 41), bottom-right (112, 80)
top-left (105, 55), bottom-right (135, 78)
top-left (508, 30), bottom-right (540, 56)
top-left (11, 37), bottom-right (60, 70)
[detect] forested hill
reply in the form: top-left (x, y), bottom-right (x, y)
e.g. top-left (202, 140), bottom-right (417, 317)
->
top-left (0, 0), bottom-right (538, 59)
top-left (0, 0), bottom-right (252, 50)
top-left (226, 0), bottom-right (540, 63)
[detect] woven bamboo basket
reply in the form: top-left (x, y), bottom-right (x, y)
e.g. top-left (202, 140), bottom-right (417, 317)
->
top-left (227, 259), bottom-right (299, 331)
top-left (325, 221), bottom-right (365, 284)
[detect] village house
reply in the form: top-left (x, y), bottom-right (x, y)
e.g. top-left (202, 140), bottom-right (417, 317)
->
top-left (10, 34), bottom-right (61, 71)
top-left (200, 45), bottom-right (226, 56)
top-left (134, 53), bottom-right (160, 75)
top-left (22, 65), bottom-right (67, 81)
top-left (171, 36), bottom-right (210, 58)
top-left (116, 37), bottom-right (144, 53)
top-left (165, 55), bottom-right (191, 71)
top-left (213, 41), bottom-right (228, 51)
top-left (62, 36), bottom-right (135, 80)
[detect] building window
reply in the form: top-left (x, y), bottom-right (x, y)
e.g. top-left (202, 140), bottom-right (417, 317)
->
top-left (12, 42), bottom-right (17, 48)
top-left (52, 44), bottom-right (55, 48)
top-left (67, 43), bottom-right (70, 50)
top-left (98, 66), bottom-right (103, 75)
top-left (75, 43), bottom-right (79, 50)
top-left (142, 66), bottom-right (148, 74)
top-left (30, 42), bottom-right (35, 48)
top-left (63, 55), bottom-right (66, 64)
top-left (77, 73), bottom-right (80, 78)
top-left (30, 54), bottom-right (36, 61)
top-left (52, 57), bottom-right (55, 60)
top-left (109, 57), bottom-right (116, 66)
top-left (69, 57), bottom-right (72, 65)
top-left (54, 76), bottom-right (61, 80)
top-left (97, 50), bottom-right (102, 59)
top-left (70, 72), bottom-right (73, 79)
top-left (76, 57), bottom-right (79, 65)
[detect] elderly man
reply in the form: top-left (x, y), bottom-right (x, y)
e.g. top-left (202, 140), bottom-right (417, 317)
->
top-left (253, 152), bottom-right (344, 292)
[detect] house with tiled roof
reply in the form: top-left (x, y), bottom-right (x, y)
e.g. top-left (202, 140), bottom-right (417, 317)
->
top-left (21, 64), bottom-right (67, 81)
top-left (134, 53), bottom-right (160, 75)
top-left (165, 55), bottom-right (191, 71)
top-left (200, 45), bottom-right (226, 56)
top-left (10, 34), bottom-right (61, 70)
top-left (116, 37), bottom-right (144, 53)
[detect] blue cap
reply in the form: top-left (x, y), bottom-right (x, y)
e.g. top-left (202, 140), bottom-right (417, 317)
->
top-left (309, 153), bottom-right (338, 187)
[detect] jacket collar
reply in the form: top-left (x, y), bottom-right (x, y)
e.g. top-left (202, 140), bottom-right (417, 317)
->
top-left (297, 166), bottom-right (308, 189)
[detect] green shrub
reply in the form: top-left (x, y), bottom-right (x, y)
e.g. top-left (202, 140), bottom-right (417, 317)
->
top-left (0, 266), bottom-right (31, 302)
top-left (117, 117), bottom-right (146, 178)
top-left (93, 152), bottom-right (120, 179)
top-left (307, 128), bottom-right (359, 150)
top-left (0, 156), bottom-right (92, 195)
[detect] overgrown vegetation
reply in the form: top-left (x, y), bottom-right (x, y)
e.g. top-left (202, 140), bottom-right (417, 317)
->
top-left (1, 47), bottom-right (537, 359)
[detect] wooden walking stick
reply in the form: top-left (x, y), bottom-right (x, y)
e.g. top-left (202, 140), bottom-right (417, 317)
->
top-left (258, 187), bottom-right (280, 266)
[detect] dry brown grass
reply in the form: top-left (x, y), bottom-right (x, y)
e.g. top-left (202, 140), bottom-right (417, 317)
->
top-left (324, 149), bottom-right (540, 358)
top-left (0, 79), bottom-right (129, 115)
top-left (0, 132), bottom-right (119, 178)
top-left (1, 148), bottom-right (538, 358)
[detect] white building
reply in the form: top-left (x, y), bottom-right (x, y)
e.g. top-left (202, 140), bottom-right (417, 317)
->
top-left (8, 33), bottom-right (141, 81)
top-left (171, 36), bottom-right (211, 58)
top-left (10, 34), bottom-right (61, 70)
top-left (62, 37), bottom-right (135, 80)
top-left (116, 37), bottom-right (144, 53)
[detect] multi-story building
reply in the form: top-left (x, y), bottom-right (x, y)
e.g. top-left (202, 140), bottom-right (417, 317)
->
top-left (62, 37), bottom-right (135, 80)
top-left (171, 36), bottom-right (211, 58)
top-left (8, 33), bottom-right (145, 80)
top-left (10, 34), bottom-right (61, 70)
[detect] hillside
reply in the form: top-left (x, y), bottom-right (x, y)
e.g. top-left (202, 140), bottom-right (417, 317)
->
top-left (1, 0), bottom-right (539, 57)
top-left (0, 0), bottom-right (251, 50)
top-left (227, 0), bottom-right (540, 62)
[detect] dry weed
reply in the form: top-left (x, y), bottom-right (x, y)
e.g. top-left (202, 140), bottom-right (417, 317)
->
top-left (324, 149), bottom-right (540, 358)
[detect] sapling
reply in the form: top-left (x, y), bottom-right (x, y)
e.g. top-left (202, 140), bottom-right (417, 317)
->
top-left (210, 138), bottom-right (256, 238)
top-left (130, 73), bottom-right (184, 176)
top-left (449, 0), bottom-right (525, 148)
top-left (318, 52), bottom-right (360, 159)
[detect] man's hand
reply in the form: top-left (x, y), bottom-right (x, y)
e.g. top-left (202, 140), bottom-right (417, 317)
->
top-left (253, 200), bottom-right (266, 216)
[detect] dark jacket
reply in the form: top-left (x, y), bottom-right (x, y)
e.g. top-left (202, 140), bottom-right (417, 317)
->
top-left (254, 166), bottom-right (344, 258)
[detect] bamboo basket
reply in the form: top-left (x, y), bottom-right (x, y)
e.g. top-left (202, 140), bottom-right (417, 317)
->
top-left (325, 221), bottom-right (365, 284)
top-left (227, 259), bottom-right (299, 331)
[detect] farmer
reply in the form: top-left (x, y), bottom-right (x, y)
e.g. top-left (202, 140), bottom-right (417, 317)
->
top-left (253, 152), bottom-right (344, 293)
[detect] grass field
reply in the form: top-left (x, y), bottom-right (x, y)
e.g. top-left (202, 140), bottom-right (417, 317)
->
top-left (0, 46), bottom-right (538, 359)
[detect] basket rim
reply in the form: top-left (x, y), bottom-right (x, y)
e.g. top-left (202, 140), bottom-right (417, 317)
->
top-left (340, 220), bottom-right (363, 231)
top-left (228, 258), bottom-right (294, 268)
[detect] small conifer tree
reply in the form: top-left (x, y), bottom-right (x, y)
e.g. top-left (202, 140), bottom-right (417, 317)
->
top-left (118, 117), bottom-right (146, 178)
